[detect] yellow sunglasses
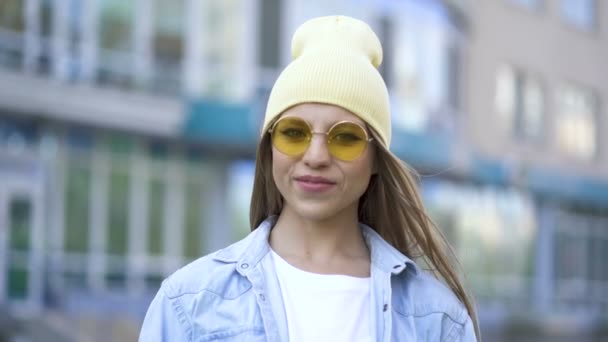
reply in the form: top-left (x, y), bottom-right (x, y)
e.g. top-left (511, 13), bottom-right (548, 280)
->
top-left (269, 116), bottom-right (373, 161)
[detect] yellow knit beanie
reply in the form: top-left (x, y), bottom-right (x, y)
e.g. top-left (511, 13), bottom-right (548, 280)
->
top-left (262, 15), bottom-right (391, 147)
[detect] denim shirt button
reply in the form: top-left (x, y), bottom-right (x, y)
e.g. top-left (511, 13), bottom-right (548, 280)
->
top-left (259, 294), bottom-right (266, 301)
top-left (383, 304), bottom-right (388, 312)
top-left (241, 263), bottom-right (249, 269)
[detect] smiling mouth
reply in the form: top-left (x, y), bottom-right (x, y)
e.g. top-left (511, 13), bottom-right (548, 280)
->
top-left (295, 177), bottom-right (336, 193)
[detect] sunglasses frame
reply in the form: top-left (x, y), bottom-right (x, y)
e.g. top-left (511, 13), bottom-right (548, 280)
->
top-left (268, 116), bottom-right (374, 161)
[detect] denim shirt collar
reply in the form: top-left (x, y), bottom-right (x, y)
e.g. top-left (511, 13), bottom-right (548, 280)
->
top-left (213, 216), bottom-right (419, 277)
top-left (360, 222), bottom-right (419, 276)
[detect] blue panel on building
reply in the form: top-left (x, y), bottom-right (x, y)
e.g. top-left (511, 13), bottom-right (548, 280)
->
top-left (390, 129), bottom-right (452, 170)
top-left (526, 168), bottom-right (608, 208)
top-left (183, 100), bottom-right (259, 147)
top-left (470, 155), bottom-right (510, 186)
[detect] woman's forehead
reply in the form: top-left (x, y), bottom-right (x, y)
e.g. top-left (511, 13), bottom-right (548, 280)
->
top-left (280, 103), bottom-right (366, 127)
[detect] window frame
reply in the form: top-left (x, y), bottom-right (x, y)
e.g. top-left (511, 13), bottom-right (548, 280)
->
top-left (554, 82), bottom-right (599, 161)
top-left (559, 0), bottom-right (597, 32)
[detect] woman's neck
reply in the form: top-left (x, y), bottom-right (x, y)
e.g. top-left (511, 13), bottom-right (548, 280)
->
top-left (268, 205), bottom-right (370, 276)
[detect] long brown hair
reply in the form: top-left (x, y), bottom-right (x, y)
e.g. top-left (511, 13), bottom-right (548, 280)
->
top-left (250, 129), bottom-right (480, 340)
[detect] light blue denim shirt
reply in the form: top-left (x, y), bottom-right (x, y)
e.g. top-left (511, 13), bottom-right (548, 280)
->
top-left (139, 217), bottom-right (477, 341)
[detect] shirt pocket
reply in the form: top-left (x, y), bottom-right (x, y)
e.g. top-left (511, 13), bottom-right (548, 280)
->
top-left (189, 287), bottom-right (266, 341)
top-left (196, 326), bottom-right (266, 342)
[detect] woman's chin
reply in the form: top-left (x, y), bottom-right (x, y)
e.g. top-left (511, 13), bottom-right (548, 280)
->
top-left (284, 201), bottom-right (355, 223)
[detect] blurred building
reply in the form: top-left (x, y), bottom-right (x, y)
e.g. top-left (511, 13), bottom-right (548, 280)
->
top-left (0, 0), bottom-right (262, 337)
top-left (0, 0), bottom-right (606, 340)
top-left (461, 0), bottom-right (608, 337)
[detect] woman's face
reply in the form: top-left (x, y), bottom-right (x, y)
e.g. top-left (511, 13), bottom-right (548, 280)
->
top-left (271, 103), bottom-right (375, 222)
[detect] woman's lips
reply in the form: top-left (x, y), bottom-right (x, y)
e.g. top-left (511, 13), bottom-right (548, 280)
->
top-left (295, 176), bottom-right (336, 193)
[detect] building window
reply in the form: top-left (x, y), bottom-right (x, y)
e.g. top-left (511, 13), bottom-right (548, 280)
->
top-left (259, 0), bottom-right (281, 71)
top-left (554, 211), bottom-right (608, 313)
top-left (98, 0), bottom-right (135, 88)
top-left (510, 0), bottom-right (542, 10)
top-left (7, 196), bottom-right (32, 299)
top-left (555, 84), bottom-right (598, 160)
top-left (36, 0), bottom-right (53, 75)
top-left (147, 174), bottom-right (165, 256)
top-left (66, 0), bottom-right (84, 80)
top-left (495, 66), bottom-right (517, 127)
top-left (378, 15), bottom-right (393, 87)
top-left (228, 161), bottom-right (255, 241)
top-left (423, 181), bottom-right (537, 307)
top-left (560, 0), bottom-right (596, 31)
top-left (0, 0), bottom-right (24, 32)
top-left (184, 162), bottom-right (205, 259)
top-left (146, 140), bottom-right (169, 257)
top-left (494, 65), bottom-right (544, 140)
top-left (152, 0), bottom-right (184, 94)
top-left (105, 134), bottom-right (132, 261)
top-left (519, 76), bottom-right (544, 139)
top-left (202, 0), bottom-right (247, 98)
top-left (391, 4), bottom-right (457, 134)
top-left (0, 0), bottom-right (25, 69)
top-left (64, 154), bottom-right (91, 253)
top-left (446, 43), bottom-right (461, 111)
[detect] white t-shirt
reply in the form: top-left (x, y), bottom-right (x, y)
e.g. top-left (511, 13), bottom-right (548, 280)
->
top-left (271, 249), bottom-right (372, 342)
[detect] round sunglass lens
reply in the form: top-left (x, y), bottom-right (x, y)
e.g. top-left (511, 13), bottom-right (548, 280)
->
top-left (271, 118), bottom-right (311, 156)
top-left (328, 122), bottom-right (368, 161)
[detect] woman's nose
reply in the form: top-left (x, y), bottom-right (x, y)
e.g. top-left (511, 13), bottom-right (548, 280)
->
top-left (302, 134), bottom-right (331, 168)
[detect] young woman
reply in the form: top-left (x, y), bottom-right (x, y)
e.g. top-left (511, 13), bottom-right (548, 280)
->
top-left (140, 15), bottom-right (480, 341)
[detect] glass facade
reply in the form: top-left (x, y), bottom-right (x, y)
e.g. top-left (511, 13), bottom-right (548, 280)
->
top-left (560, 0), bottom-right (596, 31)
top-left (423, 181), bottom-right (537, 307)
top-left (495, 65), bottom-right (545, 141)
top-left (555, 84), bottom-right (597, 160)
top-left (390, 2), bottom-right (458, 134)
top-left (98, 0), bottom-right (135, 88)
top-left (0, 0), bottom-right (25, 69)
top-left (152, 0), bottom-right (184, 94)
top-left (554, 209), bottom-right (608, 313)
top-left (0, 0), bottom-right (24, 32)
top-left (8, 197), bottom-right (32, 299)
top-left (259, 0), bottom-right (282, 70)
top-left (202, 0), bottom-right (248, 99)
top-left (0, 0), bottom-right (256, 96)
top-left (64, 154), bottom-right (91, 253)
top-left (510, 0), bottom-right (542, 10)
top-left (183, 172), bottom-right (205, 259)
top-left (0, 109), bottom-right (256, 304)
top-left (147, 172), bottom-right (165, 256)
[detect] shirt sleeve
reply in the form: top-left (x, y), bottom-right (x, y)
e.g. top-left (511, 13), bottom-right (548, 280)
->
top-left (139, 284), bottom-right (191, 342)
top-left (451, 315), bottom-right (477, 342)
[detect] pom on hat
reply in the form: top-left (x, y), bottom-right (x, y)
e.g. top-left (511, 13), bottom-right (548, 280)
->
top-left (262, 15), bottom-right (391, 147)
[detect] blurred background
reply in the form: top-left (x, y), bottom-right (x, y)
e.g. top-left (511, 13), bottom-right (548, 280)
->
top-left (0, 0), bottom-right (606, 341)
